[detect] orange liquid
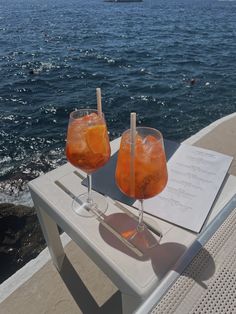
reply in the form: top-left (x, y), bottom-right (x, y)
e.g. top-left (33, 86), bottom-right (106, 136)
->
top-left (116, 134), bottom-right (168, 199)
top-left (66, 113), bottom-right (111, 173)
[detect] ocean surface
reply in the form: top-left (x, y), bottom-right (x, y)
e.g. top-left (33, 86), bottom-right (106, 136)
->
top-left (0, 0), bottom-right (236, 205)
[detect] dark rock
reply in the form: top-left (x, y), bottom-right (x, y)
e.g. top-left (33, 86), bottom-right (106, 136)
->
top-left (0, 203), bottom-right (46, 284)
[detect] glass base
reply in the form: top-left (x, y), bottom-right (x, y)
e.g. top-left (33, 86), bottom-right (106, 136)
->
top-left (72, 191), bottom-right (108, 217)
top-left (128, 224), bottom-right (158, 250)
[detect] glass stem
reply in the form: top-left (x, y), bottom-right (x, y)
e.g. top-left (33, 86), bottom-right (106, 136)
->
top-left (138, 199), bottom-right (145, 231)
top-left (87, 174), bottom-right (92, 204)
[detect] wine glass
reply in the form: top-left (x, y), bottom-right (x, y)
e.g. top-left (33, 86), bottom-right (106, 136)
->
top-left (66, 109), bottom-right (111, 217)
top-left (115, 127), bottom-right (168, 248)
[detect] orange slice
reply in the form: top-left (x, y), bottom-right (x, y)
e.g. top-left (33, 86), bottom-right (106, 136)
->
top-left (86, 124), bottom-right (107, 154)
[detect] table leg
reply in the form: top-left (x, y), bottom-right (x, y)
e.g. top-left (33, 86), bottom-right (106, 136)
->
top-left (122, 293), bottom-right (142, 314)
top-left (36, 206), bottom-right (65, 271)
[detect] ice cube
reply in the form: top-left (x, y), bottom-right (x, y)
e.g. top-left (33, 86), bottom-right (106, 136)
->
top-left (67, 122), bottom-right (88, 153)
top-left (143, 135), bottom-right (162, 157)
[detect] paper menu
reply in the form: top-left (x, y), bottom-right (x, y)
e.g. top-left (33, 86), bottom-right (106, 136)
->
top-left (134, 144), bottom-right (233, 233)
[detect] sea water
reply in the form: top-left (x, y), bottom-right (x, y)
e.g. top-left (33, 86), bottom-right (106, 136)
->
top-left (0, 0), bottom-right (236, 205)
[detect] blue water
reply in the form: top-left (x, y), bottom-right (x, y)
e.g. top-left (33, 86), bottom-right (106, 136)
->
top-left (0, 0), bottom-right (236, 204)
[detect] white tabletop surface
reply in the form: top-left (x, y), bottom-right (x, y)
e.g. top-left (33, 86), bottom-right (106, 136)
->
top-left (29, 137), bottom-right (236, 299)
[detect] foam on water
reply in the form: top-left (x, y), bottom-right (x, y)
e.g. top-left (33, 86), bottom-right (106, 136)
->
top-left (0, 190), bottom-right (33, 207)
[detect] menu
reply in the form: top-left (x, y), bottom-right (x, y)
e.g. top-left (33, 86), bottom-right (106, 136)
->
top-left (134, 144), bottom-right (233, 233)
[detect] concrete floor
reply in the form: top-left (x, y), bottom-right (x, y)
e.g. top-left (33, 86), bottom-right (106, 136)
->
top-left (0, 240), bottom-right (121, 314)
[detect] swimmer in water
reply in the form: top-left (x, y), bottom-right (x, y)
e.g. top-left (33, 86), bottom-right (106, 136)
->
top-left (190, 78), bottom-right (196, 86)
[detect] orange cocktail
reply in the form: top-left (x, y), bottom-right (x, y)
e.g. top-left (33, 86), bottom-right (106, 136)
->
top-left (116, 128), bottom-right (168, 200)
top-left (116, 126), bottom-right (167, 248)
top-left (66, 109), bottom-right (110, 216)
top-left (66, 112), bottom-right (110, 173)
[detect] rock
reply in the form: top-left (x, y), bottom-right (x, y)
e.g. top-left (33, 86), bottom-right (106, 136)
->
top-left (0, 203), bottom-right (46, 284)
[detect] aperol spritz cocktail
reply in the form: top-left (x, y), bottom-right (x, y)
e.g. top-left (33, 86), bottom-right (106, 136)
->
top-left (66, 109), bottom-right (111, 216)
top-left (115, 127), bottom-right (168, 248)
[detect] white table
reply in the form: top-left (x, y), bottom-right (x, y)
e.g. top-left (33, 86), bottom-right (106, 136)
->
top-left (28, 138), bottom-right (236, 313)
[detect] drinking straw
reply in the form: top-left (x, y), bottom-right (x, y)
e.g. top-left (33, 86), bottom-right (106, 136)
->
top-left (130, 112), bottom-right (136, 145)
top-left (130, 112), bottom-right (136, 197)
top-left (96, 88), bottom-right (102, 116)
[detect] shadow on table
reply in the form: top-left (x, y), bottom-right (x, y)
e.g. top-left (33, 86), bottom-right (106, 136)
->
top-left (99, 212), bottom-right (216, 287)
top-left (58, 255), bottom-right (122, 314)
top-left (57, 212), bottom-right (215, 313)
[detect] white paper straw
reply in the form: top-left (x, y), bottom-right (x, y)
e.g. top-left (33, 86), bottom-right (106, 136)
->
top-left (130, 112), bottom-right (136, 197)
top-left (96, 88), bottom-right (102, 116)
